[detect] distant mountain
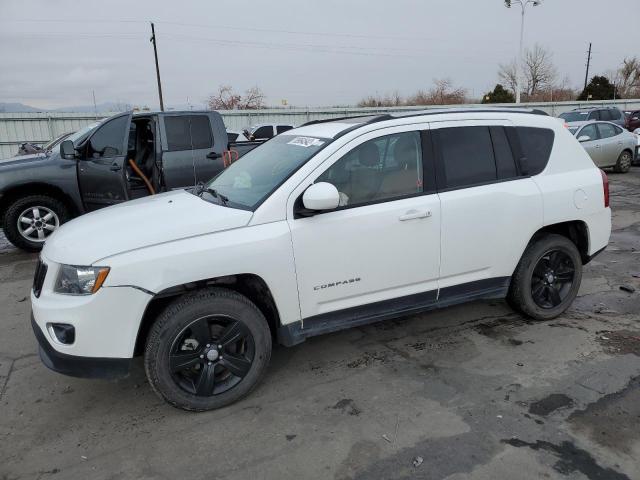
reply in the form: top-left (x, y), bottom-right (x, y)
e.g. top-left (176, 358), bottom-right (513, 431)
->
top-left (53, 102), bottom-right (133, 113)
top-left (0, 102), bottom-right (42, 113)
top-left (0, 101), bottom-right (133, 113)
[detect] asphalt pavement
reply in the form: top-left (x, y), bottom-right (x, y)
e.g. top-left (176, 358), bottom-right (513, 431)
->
top-left (1, 169), bottom-right (639, 480)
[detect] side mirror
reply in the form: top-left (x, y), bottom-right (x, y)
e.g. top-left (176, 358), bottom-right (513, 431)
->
top-left (60, 139), bottom-right (76, 159)
top-left (302, 182), bottom-right (340, 211)
top-left (578, 135), bottom-right (591, 143)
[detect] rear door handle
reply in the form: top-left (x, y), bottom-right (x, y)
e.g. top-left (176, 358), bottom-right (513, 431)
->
top-left (399, 210), bottom-right (432, 221)
top-left (110, 163), bottom-right (122, 171)
top-left (207, 152), bottom-right (222, 159)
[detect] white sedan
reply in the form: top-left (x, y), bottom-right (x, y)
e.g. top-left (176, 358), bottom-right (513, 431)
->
top-left (568, 121), bottom-right (637, 173)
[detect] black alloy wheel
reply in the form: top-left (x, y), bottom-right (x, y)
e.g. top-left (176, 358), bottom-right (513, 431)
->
top-left (145, 288), bottom-right (272, 411)
top-left (530, 250), bottom-right (576, 309)
top-left (169, 315), bottom-right (255, 397)
top-left (507, 233), bottom-right (583, 321)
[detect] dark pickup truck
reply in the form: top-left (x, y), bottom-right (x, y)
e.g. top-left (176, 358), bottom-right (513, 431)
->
top-left (0, 110), bottom-right (262, 251)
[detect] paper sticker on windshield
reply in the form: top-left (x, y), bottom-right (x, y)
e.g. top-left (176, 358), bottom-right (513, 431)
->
top-left (288, 137), bottom-right (324, 148)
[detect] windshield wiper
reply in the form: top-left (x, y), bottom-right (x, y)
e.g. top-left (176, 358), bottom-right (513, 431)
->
top-left (205, 187), bottom-right (229, 206)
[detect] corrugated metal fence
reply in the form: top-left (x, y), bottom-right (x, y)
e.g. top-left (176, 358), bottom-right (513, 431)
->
top-left (2, 99), bottom-right (639, 160)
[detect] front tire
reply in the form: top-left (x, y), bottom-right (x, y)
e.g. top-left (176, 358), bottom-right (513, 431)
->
top-left (613, 150), bottom-right (632, 173)
top-left (508, 234), bottom-right (582, 320)
top-left (144, 288), bottom-right (272, 412)
top-left (3, 195), bottom-right (70, 252)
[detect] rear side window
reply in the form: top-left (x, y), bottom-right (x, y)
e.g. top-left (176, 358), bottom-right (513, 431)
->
top-left (588, 111), bottom-right (601, 121)
top-left (277, 125), bottom-right (293, 134)
top-left (599, 110), bottom-right (613, 121)
top-left (609, 109), bottom-right (621, 120)
top-left (165, 115), bottom-right (213, 151)
top-left (436, 126), bottom-right (497, 188)
top-left (489, 127), bottom-right (517, 179)
top-left (597, 123), bottom-right (618, 139)
top-left (189, 116), bottom-right (213, 149)
top-left (165, 116), bottom-right (191, 151)
top-left (516, 127), bottom-right (555, 176)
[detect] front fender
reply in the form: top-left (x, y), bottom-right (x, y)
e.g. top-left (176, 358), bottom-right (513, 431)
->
top-left (100, 222), bottom-right (301, 326)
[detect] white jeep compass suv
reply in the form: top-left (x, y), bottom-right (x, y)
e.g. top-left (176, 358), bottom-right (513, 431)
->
top-left (31, 109), bottom-right (611, 411)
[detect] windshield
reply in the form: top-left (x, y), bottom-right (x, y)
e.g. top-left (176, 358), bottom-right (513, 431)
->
top-left (205, 134), bottom-right (330, 210)
top-left (50, 122), bottom-right (99, 153)
top-left (559, 111), bottom-right (590, 122)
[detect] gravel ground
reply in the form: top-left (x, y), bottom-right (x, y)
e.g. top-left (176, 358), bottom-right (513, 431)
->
top-left (1, 169), bottom-right (639, 480)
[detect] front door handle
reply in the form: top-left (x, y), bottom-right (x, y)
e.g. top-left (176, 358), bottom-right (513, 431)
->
top-left (207, 152), bottom-right (222, 159)
top-left (595, 145), bottom-right (601, 149)
top-left (110, 163), bottom-right (122, 171)
top-left (399, 210), bottom-right (432, 221)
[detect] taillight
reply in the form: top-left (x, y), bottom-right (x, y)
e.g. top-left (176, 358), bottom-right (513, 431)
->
top-left (600, 169), bottom-right (609, 208)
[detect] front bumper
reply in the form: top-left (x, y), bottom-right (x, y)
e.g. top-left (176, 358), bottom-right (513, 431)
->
top-left (32, 314), bottom-right (131, 379)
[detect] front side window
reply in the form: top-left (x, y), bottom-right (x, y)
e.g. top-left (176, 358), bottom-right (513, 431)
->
top-left (316, 131), bottom-right (423, 207)
top-left (609, 109), bottom-right (621, 120)
top-left (579, 124), bottom-right (598, 141)
top-left (205, 134), bottom-right (330, 210)
top-left (87, 115), bottom-right (128, 159)
top-left (436, 126), bottom-right (497, 188)
top-left (597, 123), bottom-right (618, 139)
top-left (252, 126), bottom-right (274, 139)
top-left (589, 111), bottom-right (602, 121)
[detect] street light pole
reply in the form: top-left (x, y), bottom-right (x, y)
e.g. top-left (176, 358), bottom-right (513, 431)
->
top-left (505, 0), bottom-right (542, 104)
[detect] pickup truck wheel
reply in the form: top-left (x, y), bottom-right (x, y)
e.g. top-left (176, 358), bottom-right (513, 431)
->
top-left (613, 151), bottom-right (632, 173)
top-left (3, 195), bottom-right (70, 252)
top-left (144, 288), bottom-right (272, 411)
top-left (507, 234), bottom-right (582, 320)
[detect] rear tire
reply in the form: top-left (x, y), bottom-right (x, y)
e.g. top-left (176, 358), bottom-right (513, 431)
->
top-left (3, 195), bottom-right (70, 252)
top-left (508, 234), bottom-right (582, 320)
top-left (144, 288), bottom-right (272, 411)
top-left (613, 150), bottom-right (632, 173)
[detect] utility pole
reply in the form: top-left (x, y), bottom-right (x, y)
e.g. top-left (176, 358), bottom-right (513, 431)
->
top-left (150, 22), bottom-right (164, 112)
top-left (584, 43), bottom-right (592, 91)
top-left (92, 90), bottom-right (98, 119)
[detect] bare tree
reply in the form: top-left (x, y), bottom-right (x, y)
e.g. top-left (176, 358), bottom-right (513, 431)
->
top-left (498, 60), bottom-right (518, 95)
top-left (614, 57), bottom-right (640, 98)
top-left (358, 80), bottom-right (467, 108)
top-left (499, 44), bottom-right (557, 99)
top-left (239, 86), bottom-right (266, 110)
top-left (423, 78), bottom-right (467, 105)
top-left (208, 85), bottom-right (265, 110)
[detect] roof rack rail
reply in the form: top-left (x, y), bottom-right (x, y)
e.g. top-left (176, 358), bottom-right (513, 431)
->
top-left (302, 108), bottom-right (551, 139)
top-left (301, 114), bottom-right (393, 127)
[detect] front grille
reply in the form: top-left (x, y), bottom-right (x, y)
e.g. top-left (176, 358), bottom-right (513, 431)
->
top-left (33, 260), bottom-right (48, 298)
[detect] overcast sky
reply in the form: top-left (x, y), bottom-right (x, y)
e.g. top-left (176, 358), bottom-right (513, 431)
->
top-left (1, 0), bottom-right (638, 109)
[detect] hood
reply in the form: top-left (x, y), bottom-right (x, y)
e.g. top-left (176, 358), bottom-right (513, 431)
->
top-left (0, 151), bottom-right (51, 166)
top-left (43, 190), bottom-right (253, 265)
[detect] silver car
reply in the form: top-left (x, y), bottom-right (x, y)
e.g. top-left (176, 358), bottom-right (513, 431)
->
top-left (568, 121), bottom-right (636, 173)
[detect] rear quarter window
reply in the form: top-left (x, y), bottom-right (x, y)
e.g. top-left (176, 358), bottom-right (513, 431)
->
top-left (516, 127), bottom-right (555, 176)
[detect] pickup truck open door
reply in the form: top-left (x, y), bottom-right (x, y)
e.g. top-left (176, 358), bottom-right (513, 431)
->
top-left (76, 113), bottom-right (132, 212)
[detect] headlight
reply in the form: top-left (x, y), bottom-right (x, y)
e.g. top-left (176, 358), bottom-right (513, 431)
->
top-left (54, 265), bottom-right (110, 295)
